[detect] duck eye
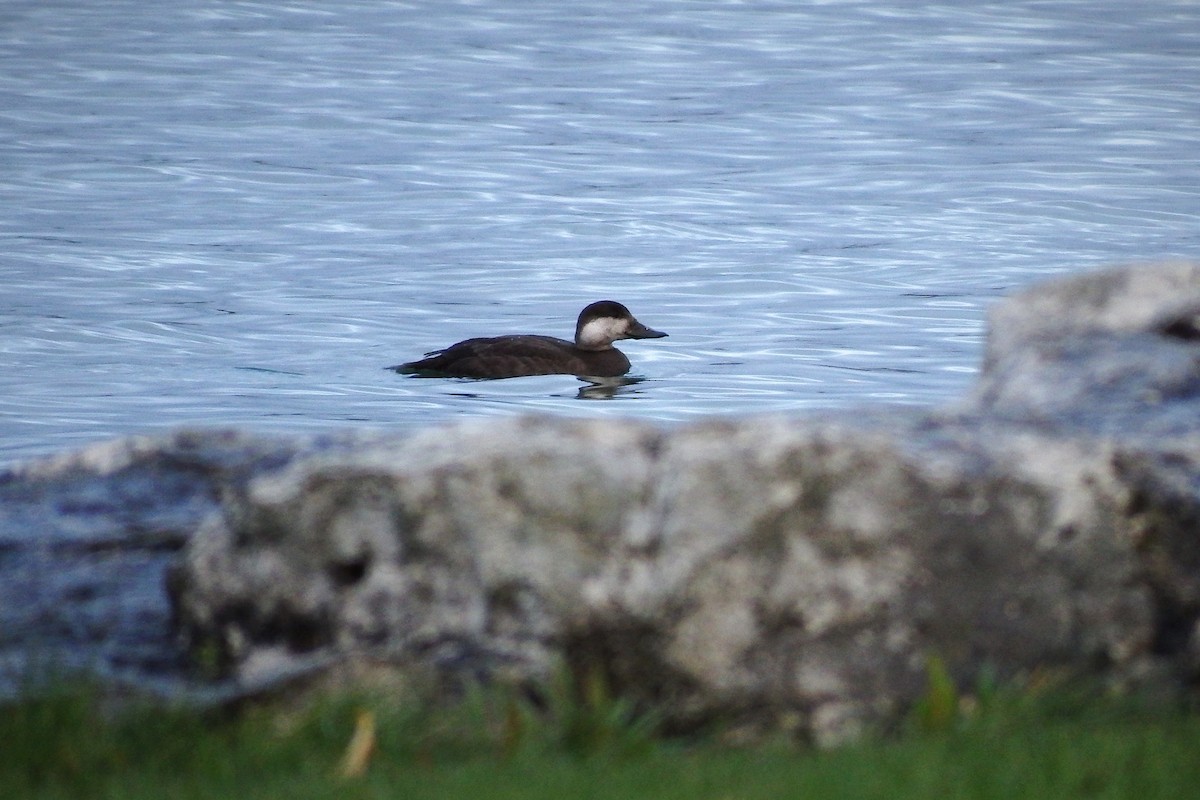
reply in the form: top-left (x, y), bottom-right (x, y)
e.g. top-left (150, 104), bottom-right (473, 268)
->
top-left (1160, 313), bottom-right (1200, 342)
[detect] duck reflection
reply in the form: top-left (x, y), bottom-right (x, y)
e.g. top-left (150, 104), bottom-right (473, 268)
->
top-left (576, 375), bottom-right (646, 399)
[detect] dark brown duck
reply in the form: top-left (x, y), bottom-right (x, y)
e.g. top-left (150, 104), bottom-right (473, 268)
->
top-left (392, 300), bottom-right (668, 379)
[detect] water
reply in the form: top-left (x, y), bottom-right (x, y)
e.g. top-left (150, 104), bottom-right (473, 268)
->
top-left (3, 0), bottom-right (1200, 463)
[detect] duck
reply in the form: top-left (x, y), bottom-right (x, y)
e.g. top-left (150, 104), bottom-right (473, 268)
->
top-left (391, 300), bottom-right (667, 379)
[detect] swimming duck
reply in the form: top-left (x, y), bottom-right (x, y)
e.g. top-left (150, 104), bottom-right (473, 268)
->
top-left (392, 300), bottom-right (667, 379)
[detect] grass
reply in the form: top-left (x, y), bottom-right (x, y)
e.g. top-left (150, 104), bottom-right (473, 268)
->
top-left (3, 667), bottom-right (1198, 800)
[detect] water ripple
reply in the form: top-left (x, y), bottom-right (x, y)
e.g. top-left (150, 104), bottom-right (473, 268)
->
top-left (2, 0), bottom-right (1199, 461)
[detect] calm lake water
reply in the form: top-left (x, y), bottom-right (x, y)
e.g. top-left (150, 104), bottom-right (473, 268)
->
top-left (3, 0), bottom-right (1200, 463)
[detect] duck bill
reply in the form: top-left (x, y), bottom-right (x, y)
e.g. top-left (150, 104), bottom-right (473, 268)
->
top-left (628, 321), bottom-right (667, 339)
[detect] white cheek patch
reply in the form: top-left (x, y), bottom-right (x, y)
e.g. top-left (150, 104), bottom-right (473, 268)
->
top-left (577, 317), bottom-right (627, 348)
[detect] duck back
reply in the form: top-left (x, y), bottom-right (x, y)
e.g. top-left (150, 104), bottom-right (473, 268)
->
top-left (394, 335), bottom-right (632, 378)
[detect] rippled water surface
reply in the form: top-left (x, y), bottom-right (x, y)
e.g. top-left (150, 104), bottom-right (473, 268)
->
top-left (3, 0), bottom-right (1200, 462)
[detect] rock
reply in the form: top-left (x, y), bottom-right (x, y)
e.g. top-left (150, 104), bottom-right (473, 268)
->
top-left (973, 260), bottom-right (1200, 435)
top-left (4, 262), bottom-right (1199, 744)
top-left (162, 262), bottom-right (1200, 744)
top-left (0, 429), bottom-right (351, 691)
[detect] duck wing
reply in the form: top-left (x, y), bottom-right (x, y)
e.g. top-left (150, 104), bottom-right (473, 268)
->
top-left (393, 335), bottom-right (586, 378)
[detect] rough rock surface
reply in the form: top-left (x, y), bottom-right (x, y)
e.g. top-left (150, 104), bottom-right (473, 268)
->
top-left (163, 262), bottom-right (1200, 744)
top-left (0, 430), bottom-right (338, 689)
top-left (4, 262), bottom-right (1199, 745)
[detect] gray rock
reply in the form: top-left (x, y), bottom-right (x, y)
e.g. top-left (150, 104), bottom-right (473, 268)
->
top-left (160, 262), bottom-right (1200, 745)
top-left (973, 260), bottom-right (1200, 434)
top-left (0, 429), bottom-right (355, 691)
top-left (3, 262), bottom-right (1198, 743)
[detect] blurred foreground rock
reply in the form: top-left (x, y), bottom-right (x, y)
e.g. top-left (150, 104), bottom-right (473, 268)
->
top-left (5, 263), bottom-right (1200, 744)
